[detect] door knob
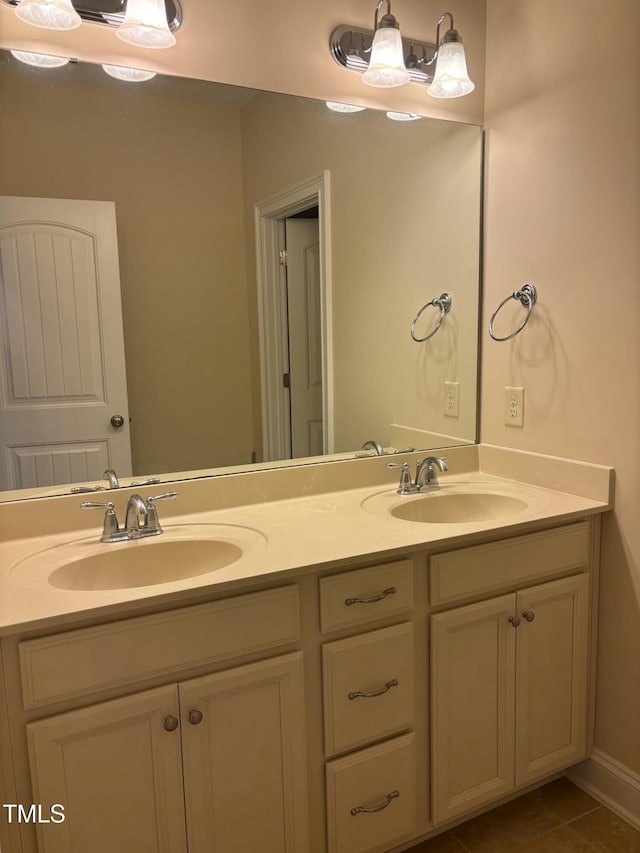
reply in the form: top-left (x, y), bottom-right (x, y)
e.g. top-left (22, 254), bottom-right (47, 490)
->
top-left (164, 715), bottom-right (179, 732)
top-left (522, 610), bottom-right (536, 622)
top-left (110, 414), bottom-right (125, 428)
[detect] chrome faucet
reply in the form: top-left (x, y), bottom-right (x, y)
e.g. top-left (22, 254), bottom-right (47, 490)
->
top-left (415, 456), bottom-right (449, 490)
top-left (361, 440), bottom-right (385, 456)
top-left (124, 494), bottom-right (148, 534)
top-left (387, 456), bottom-right (448, 495)
top-left (103, 468), bottom-right (120, 488)
top-left (356, 440), bottom-right (415, 458)
top-left (81, 492), bottom-right (177, 542)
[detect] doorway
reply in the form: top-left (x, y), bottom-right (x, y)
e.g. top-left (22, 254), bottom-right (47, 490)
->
top-left (254, 172), bottom-right (333, 462)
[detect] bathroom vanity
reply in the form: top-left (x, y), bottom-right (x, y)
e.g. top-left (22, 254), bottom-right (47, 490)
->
top-left (0, 446), bottom-right (613, 853)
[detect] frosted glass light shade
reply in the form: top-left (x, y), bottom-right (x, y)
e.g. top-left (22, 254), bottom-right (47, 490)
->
top-left (326, 102), bottom-right (366, 113)
top-left (116, 0), bottom-right (176, 48)
top-left (14, 0), bottom-right (81, 31)
top-left (10, 49), bottom-right (69, 67)
top-left (102, 64), bottom-right (156, 81)
top-left (362, 26), bottom-right (409, 88)
top-left (428, 40), bottom-right (475, 98)
top-left (386, 111), bottom-right (421, 121)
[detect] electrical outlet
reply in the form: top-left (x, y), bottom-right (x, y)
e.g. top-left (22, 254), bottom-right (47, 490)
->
top-left (444, 381), bottom-right (460, 418)
top-left (505, 386), bottom-right (524, 427)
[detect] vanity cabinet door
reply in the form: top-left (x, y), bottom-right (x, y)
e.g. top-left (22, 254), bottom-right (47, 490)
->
top-left (179, 651), bottom-right (308, 853)
top-left (515, 574), bottom-right (589, 786)
top-left (431, 595), bottom-right (516, 825)
top-left (26, 685), bottom-right (187, 853)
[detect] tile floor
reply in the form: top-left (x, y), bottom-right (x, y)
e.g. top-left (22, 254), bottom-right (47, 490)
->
top-left (407, 777), bottom-right (640, 853)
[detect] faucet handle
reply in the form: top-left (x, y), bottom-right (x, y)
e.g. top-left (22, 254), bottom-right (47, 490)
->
top-left (145, 492), bottom-right (177, 535)
top-left (146, 492), bottom-right (177, 506)
top-left (386, 462), bottom-right (413, 495)
top-left (80, 500), bottom-right (116, 510)
top-left (80, 500), bottom-right (121, 541)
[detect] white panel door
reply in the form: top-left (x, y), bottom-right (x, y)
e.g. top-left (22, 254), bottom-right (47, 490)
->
top-left (285, 218), bottom-right (323, 458)
top-left (0, 196), bottom-right (131, 489)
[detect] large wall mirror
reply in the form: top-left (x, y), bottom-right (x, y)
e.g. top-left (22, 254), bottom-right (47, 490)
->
top-left (0, 50), bottom-right (482, 501)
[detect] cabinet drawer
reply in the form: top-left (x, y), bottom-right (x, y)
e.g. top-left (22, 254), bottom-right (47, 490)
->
top-left (323, 623), bottom-right (414, 756)
top-left (430, 521), bottom-right (590, 605)
top-left (319, 560), bottom-right (413, 633)
top-left (20, 586), bottom-right (299, 709)
top-left (326, 733), bottom-right (416, 853)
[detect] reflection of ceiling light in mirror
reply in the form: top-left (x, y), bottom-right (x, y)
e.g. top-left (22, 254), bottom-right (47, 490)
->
top-left (10, 49), bottom-right (69, 67)
top-left (326, 102), bottom-right (367, 113)
top-left (14, 0), bottom-right (81, 30)
top-left (116, 0), bottom-right (176, 48)
top-left (386, 112), bottom-right (421, 121)
top-left (102, 64), bottom-right (157, 82)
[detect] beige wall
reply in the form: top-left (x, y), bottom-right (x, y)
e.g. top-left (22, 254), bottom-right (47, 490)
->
top-left (0, 0), bottom-right (485, 124)
top-left (482, 0), bottom-right (640, 773)
top-left (0, 59), bottom-right (254, 474)
top-left (240, 94), bottom-right (481, 451)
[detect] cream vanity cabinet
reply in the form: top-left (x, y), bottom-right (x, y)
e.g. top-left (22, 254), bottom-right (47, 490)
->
top-left (0, 516), bottom-right (600, 853)
top-left (429, 522), bottom-right (593, 827)
top-left (319, 560), bottom-right (421, 853)
top-left (12, 586), bottom-right (308, 853)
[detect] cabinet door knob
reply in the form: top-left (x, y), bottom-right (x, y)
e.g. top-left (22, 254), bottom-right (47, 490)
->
top-left (164, 715), bottom-right (179, 732)
top-left (350, 790), bottom-right (399, 816)
top-left (508, 615), bottom-right (521, 627)
top-left (188, 709), bottom-right (204, 725)
top-left (522, 610), bottom-right (536, 622)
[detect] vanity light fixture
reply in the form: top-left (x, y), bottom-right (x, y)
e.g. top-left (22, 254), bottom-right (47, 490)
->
top-left (102, 63), bottom-right (156, 81)
top-left (361, 0), bottom-right (410, 88)
top-left (326, 101), bottom-right (367, 113)
top-left (14, 0), bottom-right (80, 30)
top-left (116, 0), bottom-right (175, 48)
top-left (330, 6), bottom-right (474, 98)
top-left (10, 48), bottom-right (69, 66)
top-left (9, 0), bottom-right (180, 47)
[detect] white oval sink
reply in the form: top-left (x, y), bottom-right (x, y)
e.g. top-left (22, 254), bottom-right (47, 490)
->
top-left (390, 492), bottom-right (528, 524)
top-left (10, 523), bottom-right (266, 591)
top-left (48, 538), bottom-right (243, 590)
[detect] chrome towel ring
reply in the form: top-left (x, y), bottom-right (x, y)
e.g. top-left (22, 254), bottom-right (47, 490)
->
top-left (410, 293), bottom-right (452, 342)
top-left (489, 283), bottom-right (537, 342)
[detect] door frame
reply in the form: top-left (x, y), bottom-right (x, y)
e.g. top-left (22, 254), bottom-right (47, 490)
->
top-left (254, 172), bottom-right (333, 461)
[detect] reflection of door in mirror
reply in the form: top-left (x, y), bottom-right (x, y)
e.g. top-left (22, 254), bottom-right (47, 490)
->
top-left (0, 196), bottom-right (132, 489)
top-left (285, 216), bottom-right (323, 459)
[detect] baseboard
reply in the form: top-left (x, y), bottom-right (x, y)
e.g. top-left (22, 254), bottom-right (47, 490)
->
top-left (568, 748), bottom-right (640, 830)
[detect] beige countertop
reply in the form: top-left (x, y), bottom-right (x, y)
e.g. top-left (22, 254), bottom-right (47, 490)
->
top-left (0, 446), bottom-right (614, 635)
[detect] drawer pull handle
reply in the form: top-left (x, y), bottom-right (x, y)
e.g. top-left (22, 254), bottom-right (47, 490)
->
top-left (350, 790), bottom-right (400, 816)
top-left (348, 679), bottom-right (399, 700)
top-left (188, 709), bottom-right (204, 725)
top-left (522, 610), bottom-right (536, 622)
top-left (345, 587), bottom-right (396, 606)
top-left (163, 715), bottom-right (179, 732)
